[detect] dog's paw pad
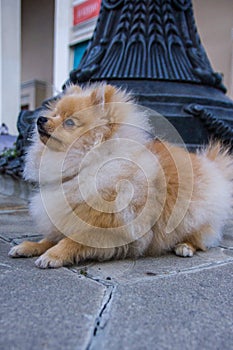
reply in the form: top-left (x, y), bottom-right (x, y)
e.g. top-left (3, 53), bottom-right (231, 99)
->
top-left (174, 243), bottom-right (194, 257)
top-left (35, 254), bottom-right (64, 269)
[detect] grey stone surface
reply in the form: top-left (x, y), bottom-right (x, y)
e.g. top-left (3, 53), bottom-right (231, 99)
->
top-left (0, 175), bottom-right (32, 200)
top-left (0, 194), bottom-right (39, 242)
top-left (90, 263), bottom-right (233, 350)
top-left (0, 194), bottom-right (40, 241)
top-left (0, 194), bottom-right (27, 210)
top-left (1, 190), bottom-right (233, 350)
top-left (0, 210), bottom-right (39, 240)
top-left (0, 240), bottom-right (106, 350)
top-left (221, 220), bottom-right (233, 249)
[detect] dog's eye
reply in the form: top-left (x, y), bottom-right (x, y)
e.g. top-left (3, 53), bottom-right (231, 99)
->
top-left (63, 119), bottom-right (75, 127)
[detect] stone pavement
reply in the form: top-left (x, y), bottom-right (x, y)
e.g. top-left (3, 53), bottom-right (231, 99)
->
top-left (0, 192), bottom-right (233, 350)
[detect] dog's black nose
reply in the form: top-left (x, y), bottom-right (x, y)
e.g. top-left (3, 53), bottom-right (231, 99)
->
top-left (37, 116), bottom-right (48, 125)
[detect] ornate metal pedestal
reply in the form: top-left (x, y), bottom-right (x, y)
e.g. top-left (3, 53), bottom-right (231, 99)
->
top-left (69, 0), bottom-right (233, 148)
top-left (1, 0), bottom-right (233, 177)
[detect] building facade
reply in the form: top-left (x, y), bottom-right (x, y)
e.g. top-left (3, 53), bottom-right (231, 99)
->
top-left (0, 0), bottom-right (233, 134)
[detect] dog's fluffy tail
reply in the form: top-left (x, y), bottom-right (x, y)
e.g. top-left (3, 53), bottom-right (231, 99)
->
top-left (203, 142), bottom-right (233, 182)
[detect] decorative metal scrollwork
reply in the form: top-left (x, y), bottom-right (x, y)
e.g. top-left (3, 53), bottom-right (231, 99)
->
top-left (102, 0), bottom-right (124, 10)
top-left (70, 0), bottom-right (225, 92)
top-left (185, 104), bottom-right (233, 149)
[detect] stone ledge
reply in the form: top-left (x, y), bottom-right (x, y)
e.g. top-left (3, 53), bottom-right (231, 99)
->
top-left (0, 174), bottom-right (32, 200)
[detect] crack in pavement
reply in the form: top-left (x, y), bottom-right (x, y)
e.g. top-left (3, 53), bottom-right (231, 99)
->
top-left (66, 252), bottom-right (233, 348)
top-left (68, 267), bottom-right (116, 350)
top-left (0, 209), bottom-right (28, 214)
top-left (0, 234), bottom-right (43, 243)
top-left (11, 234), bottom-right (43, 242)
top-left (219, 245), bottom-right (233, 250)
top-left (0, 235), bottom-right (11, 242)
top-left (87, 283), bottom-right (115, 350)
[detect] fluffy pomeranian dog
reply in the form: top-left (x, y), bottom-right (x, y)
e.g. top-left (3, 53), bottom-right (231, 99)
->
top-left (9, 84), bottom-right (233, 268)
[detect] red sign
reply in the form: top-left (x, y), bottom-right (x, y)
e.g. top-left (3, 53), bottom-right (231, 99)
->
top-left (73, 0), bottom-right (101, 26)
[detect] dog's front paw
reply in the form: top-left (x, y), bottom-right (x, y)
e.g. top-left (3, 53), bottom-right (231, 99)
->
top-left (34, 238), bottom-right (80, 268)
top-left (8, 245), bottom-right (24, 258)
top-left (174, 243), bottom-right (195, 257)
top-left (8, 242), bottom-right (38, 258)
top-left (35, 251), bottom-right (74, 269)
top-left (35, 255), bottom-right (62, 269)
top-left (35, 254), bottom-right (64, 269)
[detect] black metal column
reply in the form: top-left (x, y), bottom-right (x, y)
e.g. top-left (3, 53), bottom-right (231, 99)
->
top-left (68, 0), bottom-right (233, 148)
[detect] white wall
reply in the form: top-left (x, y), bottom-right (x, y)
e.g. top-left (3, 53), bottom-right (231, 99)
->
top-left (193, 0), bottom-right (233, 98)
top-left (0, 0), bottom-right (21, 135)
top-left (53, 0), bottom-right (72, 94)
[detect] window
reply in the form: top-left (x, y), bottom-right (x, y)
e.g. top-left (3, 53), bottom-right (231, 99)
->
top-left (73, 40), bottom-right (89, 69)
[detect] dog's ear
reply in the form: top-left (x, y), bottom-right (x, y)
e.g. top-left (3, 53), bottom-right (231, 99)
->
top-left (90, 85), bottom-right (116, 105)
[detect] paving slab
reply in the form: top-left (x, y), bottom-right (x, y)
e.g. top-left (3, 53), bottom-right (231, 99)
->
top-left (0, 210), bottom-right (39, 240)
top-left (0, 194), bottom-right (28, 211)
top-left (0, 194), bottom-right (41, 242)
top-left (0, 239), bottom-right (106, 350)
top-left (90, 263), bottom-right (233, 350)
top-left (221, 219), bottom-right (233, 249)
top-left (0, 175), bottom-right (32, 200)
top-left (1, 191), bottom-right (233, 350)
